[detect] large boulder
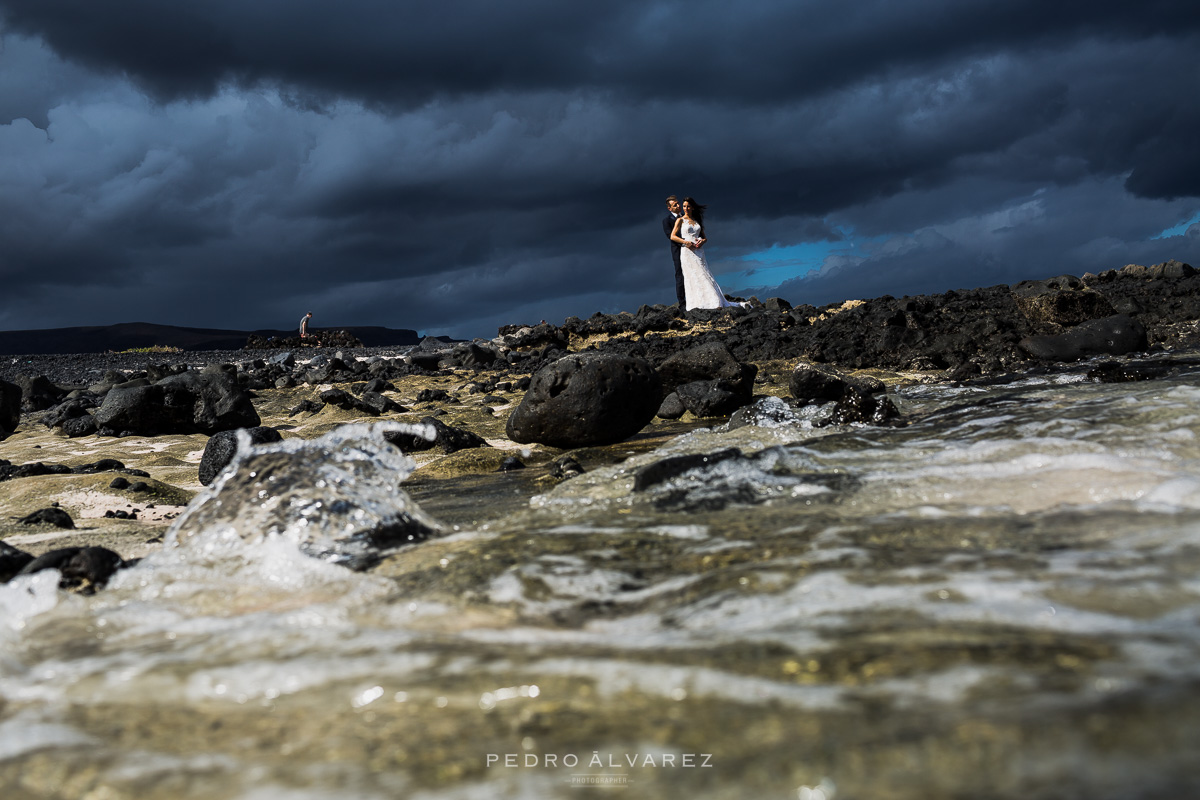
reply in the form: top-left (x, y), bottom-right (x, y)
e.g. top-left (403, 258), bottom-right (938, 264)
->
top-left (506, 352), bottom-right (662, 447)
top-left (199, 426), bottom-right (285, 486)
top-left (1011, 276), bottom-right (1116, 328)
top-left (0, 379), bottom-right (20, 438)
top-left (656, 342), bottom-right (757, 401)
top-left (95, 365), bottom-right (260, 436)
top-left (790, 363), bottom-right (886, 405)
top-left (16, 375), bottom-right (67, 412)
top-left (674, 379), bottom-right (752, 418)
top-left (1018, 314), bottom-right (1147, 361)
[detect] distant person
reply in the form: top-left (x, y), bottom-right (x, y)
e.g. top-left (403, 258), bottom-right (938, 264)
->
top-left (669, 198), bottom-right (746, 310)
top-left (299, 312), bottom-right (313, 338)
top-left (662, 195), bottom-right (686, 308)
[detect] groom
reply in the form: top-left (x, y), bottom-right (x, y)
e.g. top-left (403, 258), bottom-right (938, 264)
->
top-left (662, 195), bottom-right (686, 308)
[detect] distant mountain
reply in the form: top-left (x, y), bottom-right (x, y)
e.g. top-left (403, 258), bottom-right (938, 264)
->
top-left (0, 322), bottom-right (421, 355)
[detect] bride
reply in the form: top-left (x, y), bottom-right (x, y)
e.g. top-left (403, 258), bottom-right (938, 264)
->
top-left (669, 198), bottom-right (745, 310)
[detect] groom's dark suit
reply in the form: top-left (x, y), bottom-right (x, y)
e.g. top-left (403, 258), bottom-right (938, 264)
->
top-left (662, 212), bottom-right (686, 307)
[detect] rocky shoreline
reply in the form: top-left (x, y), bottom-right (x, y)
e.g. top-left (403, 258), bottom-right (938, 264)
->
top-left (2, 259), bottom-right (1198, 587)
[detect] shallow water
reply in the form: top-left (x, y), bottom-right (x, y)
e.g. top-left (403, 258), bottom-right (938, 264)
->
top-left (3, 356), bottom-right (1200, 798)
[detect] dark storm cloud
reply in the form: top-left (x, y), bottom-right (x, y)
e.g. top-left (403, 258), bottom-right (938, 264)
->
top-left (2, 0), bottom-right (1195, 103)
top-left (1, 2), bottom-right (1198, 337)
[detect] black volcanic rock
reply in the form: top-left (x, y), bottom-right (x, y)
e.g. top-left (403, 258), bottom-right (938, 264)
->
top-left (789, 364), bottom-right (853, 403)
top-left (1019, 314), bottom-right (1147, 361)
top-left (1011, 276), bottom-right (1116, 328)
top-left (0, 322), bottom-right (418, 356)
top-left (95, 365), bottom-right (260, 436)
top-left (199, 426), bottom-right (285, 486)
top-left (17, 375), bottom-right (67, 412)
top-left (657, 392), bottom-right (686, 420)
top-left (674, 378), bottom-right (754, 418)
top-left (18, 507), bottom-right (75, 529)
top-left (16, 546), bottom-right (126, 594)
top-left (0, 541), bottom-right (35, 583)
top-left (790, 363), bottom-right (885, 405)
top-left (656, 342), bottom-right (757, 404)
top-left (0, 379), bottom-right (20, 438)
top-left (383, 416), bottom-right (490, 455)
top-left (507, 352), bottom-right (662, 448)
top-left (824, 386), bottom-right (903, 426)
top-left (43, 397), bottom-right (98, 431)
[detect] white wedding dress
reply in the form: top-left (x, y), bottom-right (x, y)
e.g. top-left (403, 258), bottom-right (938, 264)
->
top-left (679, 219), bottom-right (743, 310)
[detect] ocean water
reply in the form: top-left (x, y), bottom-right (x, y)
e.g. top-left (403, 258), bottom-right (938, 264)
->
top-left (2, 355), bottom-right (1200, 799)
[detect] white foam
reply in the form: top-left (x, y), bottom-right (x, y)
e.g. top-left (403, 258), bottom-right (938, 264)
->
top-left (0, 711), bottom-right (94, 761)
top-left (0, 569), bottom-right (63, 635)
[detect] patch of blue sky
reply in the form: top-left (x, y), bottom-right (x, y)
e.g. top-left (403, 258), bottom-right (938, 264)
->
top-left (1153, 209), bottom-right (1200, 239)
top-left (726, 229), bottom-right (882, 289)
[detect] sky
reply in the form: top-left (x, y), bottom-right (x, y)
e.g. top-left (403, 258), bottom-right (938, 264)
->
top-left (1, 1), bottom-right (1198, 339)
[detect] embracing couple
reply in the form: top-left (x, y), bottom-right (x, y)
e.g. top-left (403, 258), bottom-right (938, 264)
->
top-left (662, 195), bottom-right (746, 311)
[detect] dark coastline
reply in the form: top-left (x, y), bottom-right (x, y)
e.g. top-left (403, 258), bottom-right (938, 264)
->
top-left (2, 261), bottom-right (1198, 388)
top-left (0, 321), bottom-right (420, 357)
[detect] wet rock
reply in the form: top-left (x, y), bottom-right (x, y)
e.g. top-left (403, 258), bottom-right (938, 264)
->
top-left (633, 447), bottom-right (859, 512)
top-left (383, 416), bottom-right (489, 455)
top-left (506, 352), bottom-right (662, 448)
top-left (947, 361), bottom-right (983, 383)
top-left (726, 396), bottom-right (803, 430)
top-left (824, 386), bottom-right (902, 426)
top-left (1019, 315), bottom-right (1147, 361)
top-left (16, 546), bottom-right (126, 594)
top-left (675, 378), bottom-right (753, 417)
top-left (0, 540), bottom-right (35, 583)
top-left (95, 365), bottom-right (260, 436)
top-left (199, 426), bottom-right (286, 486)
top-left (790, 363), bottom-right (887, 404)
top-left (633, 449), bottom-right (744, 492)
top-left (498, 456), bottom-right (526, 472)
top-left (549, 454), bottom-right (585, 481)
top-left (790, 363), bottom-right (853, 403)
top-left (0, 379), bottom-right (21, 438)
top-left (17, 507), bottom-right (75, 529)
top-left (657, 392), bottom-right (686, 420)
top-left (1086, 361), bottom-right (1170, 383)
top-left (169, 424), bottom-right (445, 570)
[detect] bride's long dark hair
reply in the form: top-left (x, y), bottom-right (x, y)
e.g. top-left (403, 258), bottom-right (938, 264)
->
top-left (682, 197), bottom-right (706, 239)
